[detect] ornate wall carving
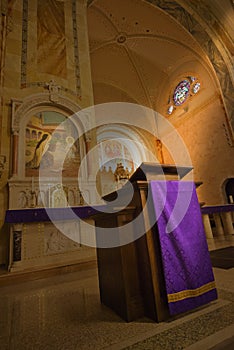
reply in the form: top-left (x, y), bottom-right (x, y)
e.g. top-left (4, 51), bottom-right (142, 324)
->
top-left (44, 222), bottom-right (81, 256)
top-left (8, 180), bottom-right (84, 209)
top-left (72, 0), bottom-right (81, 92)
top-left (11, 92), bottom-right (82, 133)
top-left (21, 0), bottom-right (28, 87)
top-left (0, 155), bottom-right (6, 179)
top-left (8, 220), bottom-right (96, 272)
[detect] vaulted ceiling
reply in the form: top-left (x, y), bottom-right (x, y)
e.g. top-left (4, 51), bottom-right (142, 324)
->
top-left (87, 0), bottom-right (225, 119)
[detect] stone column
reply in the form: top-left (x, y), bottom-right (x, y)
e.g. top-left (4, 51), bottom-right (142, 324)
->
top-left (213, 213), bottom-right (224, 236)
top-left (85, 134), bottom-right (92, 176)
top-left (12, 130), bottom-right (19, 176)
top-left (202, 214), bottom-right (213, 239)
top-left (221, 212), bottom-right (234, 235)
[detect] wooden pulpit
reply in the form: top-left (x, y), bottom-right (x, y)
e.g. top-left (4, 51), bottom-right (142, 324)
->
top-left (92, 163), bottom-right (193, 322)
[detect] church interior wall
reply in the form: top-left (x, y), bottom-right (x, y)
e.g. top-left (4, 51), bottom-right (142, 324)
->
top-left (0, 0), bottom-right (233, 270)
top-left (170, 98), bottom-right (234, 205)
top-left (0, 0), bottom-right (96, 268)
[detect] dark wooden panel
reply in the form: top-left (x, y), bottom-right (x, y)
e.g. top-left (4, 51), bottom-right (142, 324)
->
top-left (95, 179), bottom-right (170, 322)
top-left (96, 213), bottom-right (144, 321)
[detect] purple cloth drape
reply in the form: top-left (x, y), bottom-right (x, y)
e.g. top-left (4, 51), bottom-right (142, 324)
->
top-left (149, 181), bottom-right (217, 315)
top-left (5, 205), bottom-right (107, 223)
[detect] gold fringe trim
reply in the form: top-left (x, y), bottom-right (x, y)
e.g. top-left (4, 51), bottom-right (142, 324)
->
top-left (167, 281), bottom-right (216, 303)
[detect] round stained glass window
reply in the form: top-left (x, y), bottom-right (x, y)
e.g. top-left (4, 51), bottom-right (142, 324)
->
top-left (173, 80), bottom-right (190, 106)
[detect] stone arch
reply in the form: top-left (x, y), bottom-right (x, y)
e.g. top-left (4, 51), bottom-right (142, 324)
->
top-left (11, 93), bottom-right (88, 178)
top-left (12, 93), bottom-right (84, 133)
top-left (97, 123), bottom-right (159, 195)
top-left (222, 178), bottom-right (234, 203)
top-left (97, 123), bottom-right (158, 168)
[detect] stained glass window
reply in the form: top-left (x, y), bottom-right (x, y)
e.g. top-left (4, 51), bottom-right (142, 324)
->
top-left (167, 76), bottom-right (201, 116)
top-left (193, 82), bottom-right (200, 94)
top-left (167, 105), bottom-right (174, 115)
top-left (173, 79), bottom-right (190, 106)
top-left (189, 76), bottom-right (196, 82)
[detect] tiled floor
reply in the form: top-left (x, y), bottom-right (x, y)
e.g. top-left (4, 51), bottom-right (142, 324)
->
top-left (0, 237), bottom-right (233, 350)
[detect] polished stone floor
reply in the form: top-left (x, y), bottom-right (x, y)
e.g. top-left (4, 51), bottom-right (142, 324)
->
top-left (0, 237), bottom-right (233, 350)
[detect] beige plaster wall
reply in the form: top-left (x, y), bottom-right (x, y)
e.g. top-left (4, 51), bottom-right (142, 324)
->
top-left (172, 98), bottom-right (234, 205)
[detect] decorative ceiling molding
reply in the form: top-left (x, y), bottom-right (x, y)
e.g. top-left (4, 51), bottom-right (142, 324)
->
top-left (90, 32), bottom-right (208, 63)
top-left (91, 4), bottom-right (119, 34)
top-left (122, 44), bottom-right (153, 108)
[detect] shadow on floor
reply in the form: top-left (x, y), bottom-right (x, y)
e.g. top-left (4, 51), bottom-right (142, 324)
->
top-left (209, 247), bottom-right (234, 269)
top-left (210, 336), bottom-right (234, 350)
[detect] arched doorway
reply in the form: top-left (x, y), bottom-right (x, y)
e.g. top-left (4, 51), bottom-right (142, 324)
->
top-left (225, 179), bottom-right (234, 204)
top-left (97, 123), bottom-right (159, 195)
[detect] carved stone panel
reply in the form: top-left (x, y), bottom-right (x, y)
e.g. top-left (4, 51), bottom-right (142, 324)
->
top-left (44, 222), bottom-right (81, 256)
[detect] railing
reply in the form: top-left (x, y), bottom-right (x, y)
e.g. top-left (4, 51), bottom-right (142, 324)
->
top-left (201, 204), bottom-right (234, 238)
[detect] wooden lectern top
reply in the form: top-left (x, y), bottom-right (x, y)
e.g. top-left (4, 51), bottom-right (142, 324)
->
top-left (129, 162), bottom-right (193, 182)
top-left (103, 163), bottom-right (194, 202)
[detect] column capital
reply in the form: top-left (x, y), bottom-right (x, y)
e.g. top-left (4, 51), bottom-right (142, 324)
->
top-left (12, 129), bottom-right (19, 136)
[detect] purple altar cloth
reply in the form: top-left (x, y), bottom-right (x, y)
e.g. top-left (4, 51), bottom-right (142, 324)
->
top-left (149, 181), bottom-right (217, 315)
top-left (4, 205), bottom-right (107, 224)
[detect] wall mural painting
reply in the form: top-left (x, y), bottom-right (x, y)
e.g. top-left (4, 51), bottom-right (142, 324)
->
top-left (99, 140), bottom-right (134, 174)
top-left (37, 0), bottom-right (67, 78)
top-left (98, 140), bottom-right (135, 195)
top-left (25, 111), bottom-right (80, 177)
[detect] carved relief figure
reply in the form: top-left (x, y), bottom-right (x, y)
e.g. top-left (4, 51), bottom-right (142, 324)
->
top-left (37, 191), bottom-right (46, 207)
top-left (18, 191), bottom-right (28, 208)
top-left (52, 187), bottom-right (67, 208)
top-left (156, 139), bottom-right (164, 164)
top-left (44, 226), bottom-right (80, 255)
top-left (114, 162), bottom-right (130, 181)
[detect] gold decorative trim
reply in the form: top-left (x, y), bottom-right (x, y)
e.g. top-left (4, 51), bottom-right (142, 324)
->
top-left (167, 281), bottom-right (216, 303)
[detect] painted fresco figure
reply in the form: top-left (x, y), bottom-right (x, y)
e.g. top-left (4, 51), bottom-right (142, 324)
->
top-left (26, 134), bottom-right (50, 169)
top-left (40, 142), bottom-right (56, 169)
